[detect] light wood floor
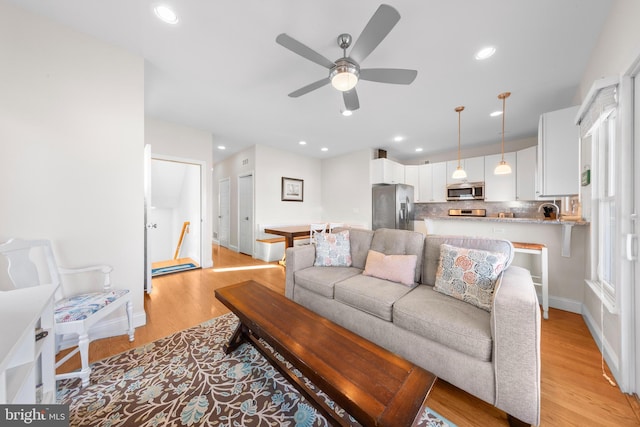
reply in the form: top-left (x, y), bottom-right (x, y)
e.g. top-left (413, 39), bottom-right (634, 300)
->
top-left (59, 245), bottom-right (640, 426)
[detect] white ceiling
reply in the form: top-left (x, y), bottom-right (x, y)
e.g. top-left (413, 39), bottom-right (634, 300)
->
top-left (10, 0), bottom-right (612, 162)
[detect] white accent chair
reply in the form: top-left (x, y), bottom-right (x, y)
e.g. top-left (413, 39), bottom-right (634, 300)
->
top-left (309, 223), bottom-right (327, 244)
top-left (0, 238), bottom-right (134, 387)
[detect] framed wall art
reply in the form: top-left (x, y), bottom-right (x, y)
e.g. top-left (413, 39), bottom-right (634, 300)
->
top-left (281, 177), bottom-right (303, 202)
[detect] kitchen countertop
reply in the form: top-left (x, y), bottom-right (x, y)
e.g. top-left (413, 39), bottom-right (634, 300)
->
top-left (424, 216), bottom-right (589, 226)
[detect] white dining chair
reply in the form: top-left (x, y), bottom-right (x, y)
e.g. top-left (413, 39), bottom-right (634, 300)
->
top-left (328, 223), bottom-right (345, 232)
top-left (309, 223), bottom-right (327, 244)
top-left (0, 238), bottom-right (134, 387)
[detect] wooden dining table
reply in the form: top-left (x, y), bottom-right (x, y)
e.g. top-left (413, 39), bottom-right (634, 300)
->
top-left (263, 225), bottom-right (319, 248)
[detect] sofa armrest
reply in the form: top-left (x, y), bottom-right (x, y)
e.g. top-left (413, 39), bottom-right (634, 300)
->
top-left (491, 266), bottom-right (541, 426)
top-left (284, 245), bottom-right (316, 299)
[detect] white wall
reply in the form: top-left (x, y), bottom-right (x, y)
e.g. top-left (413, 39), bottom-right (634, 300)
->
top-left (254, 145), bottom-right (323, 229)
top-left (0, 2), bottom-right (145, 328)
top-left (145, 118), bottom-right (213, 267)
top-left (321, 149), bottom-right (372, 228)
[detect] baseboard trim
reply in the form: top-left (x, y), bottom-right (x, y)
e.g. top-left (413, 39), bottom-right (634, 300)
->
top-left (537, 291), bottom-right (582, 314)
top-left (582, 305), bottom-right (622, 388)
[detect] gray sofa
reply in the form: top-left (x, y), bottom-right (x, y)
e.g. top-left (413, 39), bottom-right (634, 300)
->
top-left (285, 228), bottom-right (541, 426)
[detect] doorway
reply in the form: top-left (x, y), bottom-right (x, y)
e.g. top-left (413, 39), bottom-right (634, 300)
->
top-left (238, 173), bottom-right (254, 256)
top-left (148, 158), bottom-right (202, 277)
top-left (218, 178), bottom-right (230, 249)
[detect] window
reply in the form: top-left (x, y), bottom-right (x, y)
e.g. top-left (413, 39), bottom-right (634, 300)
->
top-left (582, 84), bottom-right (618, 312)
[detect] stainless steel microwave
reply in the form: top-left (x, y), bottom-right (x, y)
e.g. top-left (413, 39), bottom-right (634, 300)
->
top-left (446, 182), bottom-right (485, 200)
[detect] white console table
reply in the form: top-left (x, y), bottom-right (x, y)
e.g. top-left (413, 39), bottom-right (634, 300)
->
top-left (0, 284), bottom-right (57, 404)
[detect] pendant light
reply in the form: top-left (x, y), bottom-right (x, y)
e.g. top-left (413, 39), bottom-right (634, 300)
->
top-left (451, 106), bottom-right (467, 179)
top-left (494, 92), bottom-right (512, 175)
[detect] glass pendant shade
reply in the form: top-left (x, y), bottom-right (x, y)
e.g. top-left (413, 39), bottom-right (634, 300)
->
top-left (452, 106), bottom-right (466, 179)
top-left (452, 166), bottom-right (467, 179)
top-left (494, 160), bottom-right (512, 175)
top-left (494, 92), bottom-right (512, 175)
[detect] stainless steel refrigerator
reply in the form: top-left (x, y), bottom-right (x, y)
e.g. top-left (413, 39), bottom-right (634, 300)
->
top-left (372, 184), bottom-right (414, 230)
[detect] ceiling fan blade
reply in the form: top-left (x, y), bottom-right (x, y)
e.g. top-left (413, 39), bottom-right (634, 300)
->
top-left (349, 4), bottom-right (400, 64)
top-left (288, 77), bottom-right (330, 98)
top-left (360, 68), bottom-right (417, 84)
top-left (276, 33), bottom-right (335, 69)
top-left (343, 89), bottom-right (360, 111)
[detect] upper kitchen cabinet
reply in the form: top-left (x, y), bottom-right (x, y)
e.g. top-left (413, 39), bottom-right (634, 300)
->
top-left (404, 165), bottom-right (420, 202)
top-left (419, 162), bottom-right (447, 202)
top-left (516, 146), bottom-right (537, 200)
top-left (370, 158), bottom-right (405, 184)
top-left (537, 106), bottom-right (580, 197)
top-left (484, 152), bottom-right (516, 201)
top-left (446, 156), bottom-right (485, 184)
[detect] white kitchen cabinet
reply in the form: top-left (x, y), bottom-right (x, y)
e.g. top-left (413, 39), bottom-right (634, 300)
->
top-left (370, 158), bottom-right (405, 184)
top-left (446, 156), bottom-right (485, 184)
top-left (419, 162), bottom-right (447, 202)
top-left (517, 146), bottom-right (537, 200)
top-left (484, 152), bottom-right (516, 201)
top-left (404, 165), bottom-right (420, 202)
top-left (0, 284), bottom-right (57, 404)
top-left (537, 105), bottom-right (580, 197)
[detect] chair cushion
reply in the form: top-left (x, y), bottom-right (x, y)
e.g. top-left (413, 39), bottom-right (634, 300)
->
top-left (334, 274), bottom-right (414, 322)
top-left (394, 285), bottom-right (493, 361)
top-left (314, 230), bottom-right (352, 267)
top-left (55, 289), bottom-right (130, 323)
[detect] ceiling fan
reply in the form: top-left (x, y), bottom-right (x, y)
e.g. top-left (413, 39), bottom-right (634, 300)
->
top-left (276, 4), bottom-right (417, 112)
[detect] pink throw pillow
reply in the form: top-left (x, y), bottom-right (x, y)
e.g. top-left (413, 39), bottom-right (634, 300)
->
top-left (362, 250), bottom-right (417, 286)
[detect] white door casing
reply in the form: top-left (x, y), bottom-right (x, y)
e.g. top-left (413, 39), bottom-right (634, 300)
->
top-left (144, 144), bottom-right (153, 294)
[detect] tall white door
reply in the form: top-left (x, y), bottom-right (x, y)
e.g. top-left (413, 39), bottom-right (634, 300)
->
top-left (218, 178), bottom-right (230, 248)
top-left (633, 74), bottom-right (640, 394)
top-left (238, 174), bottom-right (254, 256)
top-left (144, 144), bottom-right (153, 293)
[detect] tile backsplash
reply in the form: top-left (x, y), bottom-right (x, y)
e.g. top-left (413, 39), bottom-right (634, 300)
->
top-left (415, 199), bottom-right (569, 219)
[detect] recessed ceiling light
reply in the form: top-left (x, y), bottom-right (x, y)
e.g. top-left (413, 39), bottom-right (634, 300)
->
top-left (299, 141), bottom-right (307, 145)
top-left (341, 109), bottom-right (353, 117)
top-left (393, 136), bottom-right (404, 142)
top-left (490, 111), bottom-right (503, 117)
top-left (217, 145), bottom-right (226, 150)
top-left (475, 46), bottom-right (496, 60)
top-left (321, 147), bottom-right (328, 152)
top-left (154, 5), bottom-right (179, 24)
top-left (415, 148), bottom-right (423, 152)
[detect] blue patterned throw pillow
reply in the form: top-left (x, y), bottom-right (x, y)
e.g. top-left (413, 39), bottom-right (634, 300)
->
top-left (314, 230), bottom-right (352, 267)
top-left (434, 243), bottom-right (508, 311)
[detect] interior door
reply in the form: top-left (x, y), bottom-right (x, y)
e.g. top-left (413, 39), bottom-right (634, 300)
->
top-left (218, 178), bottom-right (230, 248)
top-left (238, 174), bottom-right (254, 255)
top-left (144, 144), bottom-right (153, 293)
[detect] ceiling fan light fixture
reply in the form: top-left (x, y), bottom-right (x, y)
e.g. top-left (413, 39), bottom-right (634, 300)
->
top-left (330, 61), bottom-right (359, 92)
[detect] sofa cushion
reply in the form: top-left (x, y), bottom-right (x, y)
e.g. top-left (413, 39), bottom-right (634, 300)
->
top-left (362, 250), bottom-right (417, 286)
top-left (434, 244), bottom-right (508, 312)
top-left (423, 235), bottom-right (514, 286)
top-left (314, 230), bottom-right (352, 267)
top-left (370, 228), bottom-right (425, 283)
top-left (345, 228), bottom-right (375, 269)
top-left (294, 267), bottom-right (362, 298)
top-left (334, 274), bottom-right (414, 321)
top-left (394, 285), bottom-right (493, 361)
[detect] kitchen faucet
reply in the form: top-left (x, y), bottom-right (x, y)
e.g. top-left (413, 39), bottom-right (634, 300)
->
top-left (538, 201), bottom-right (559, 219)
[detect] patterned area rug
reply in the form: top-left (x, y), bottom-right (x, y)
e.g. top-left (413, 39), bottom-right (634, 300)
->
top-left (57, 313), bottom-right (456, 426)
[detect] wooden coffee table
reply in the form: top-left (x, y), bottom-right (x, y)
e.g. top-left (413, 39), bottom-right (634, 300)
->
top-left (215, 280), bottom-right (437, 427)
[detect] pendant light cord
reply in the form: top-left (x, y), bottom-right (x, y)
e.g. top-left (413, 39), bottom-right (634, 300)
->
top-left (501, 95), bottom-right (506, 162)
